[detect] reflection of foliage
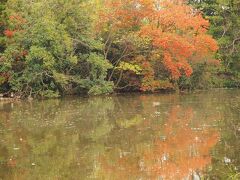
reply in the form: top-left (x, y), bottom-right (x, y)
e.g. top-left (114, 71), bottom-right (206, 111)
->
top-left (142, 107), bottom-right (219, 179)
top-left (0, 97), bottom-right (115, 179)
top-left (99, 106), bottom-right (219, 179)
top-left (116, 115), bottom-right (143, 128)
top-left (0, 90), bottom-right (238, 179)
top-left (205, 97), bottom-right (240, 179)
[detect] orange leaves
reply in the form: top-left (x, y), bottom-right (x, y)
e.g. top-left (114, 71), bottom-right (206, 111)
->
top-left (99, 0), bottom-right (142, 30)
top-left (162, 52), bottom-right (192, 79)
top-left (135, 0), bottom-right (217, 79)
top-left (9, 15), bottom-right (26, 23)
top-left (4, 29), bottom-right (14, 38)
top-left (193, 34), bottom-right (219, 57)
top-left (4, 14), bottom-right (26, 39)
top-left (163, 52), bottom-right (181, 79)
top-left (159, 1), bottom-right (209, 32)
top-left (99, 0), bottom-right (218, 90)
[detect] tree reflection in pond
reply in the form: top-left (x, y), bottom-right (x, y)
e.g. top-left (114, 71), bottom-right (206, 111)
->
top-left (0, 89), bottom-right (239, 179)
top-left (99, 106), bottom-right (219, 179)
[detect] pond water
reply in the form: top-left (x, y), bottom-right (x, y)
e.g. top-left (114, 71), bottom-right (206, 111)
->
top-left (0, 89), bottom-right (239, 179)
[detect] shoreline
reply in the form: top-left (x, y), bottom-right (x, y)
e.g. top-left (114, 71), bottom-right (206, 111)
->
top-left (0, 87), bottom-right (238, 102)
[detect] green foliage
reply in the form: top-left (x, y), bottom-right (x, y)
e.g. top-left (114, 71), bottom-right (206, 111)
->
top-left (87, 53), bottom-right (112, 80)
top-left (88, 81), bottom-right (114, 95)
top-left (204, 96), bottom-right (240, 179)
top-left (0, 0), bottom-right (113, 98)
top-left (0, 1), bottom-right (6, 52)
top-left (1, 0), bottom-right (239, 98)
top-left (0, 0), bottom-right (7, 87)
top-left (178, 63), bottom-right (210, 90)
top-left (116, 115), bottom-right (143, 128)
top-left (189, 0), bottom-right (240, 88)
top-left (116, 62), bottom-right (142, 75)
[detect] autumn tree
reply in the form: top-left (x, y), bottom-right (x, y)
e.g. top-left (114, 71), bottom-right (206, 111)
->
top-left (0, 0), bottom-right (221, 97)
top-left (99, 0), bottom-right (218, 91)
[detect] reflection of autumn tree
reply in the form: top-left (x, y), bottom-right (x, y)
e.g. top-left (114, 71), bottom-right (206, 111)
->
top-left (143, 106), bottom-right (219, 179)
top-left (100, 106), bottom-right (219, 179)
top-left (0, 91), bottom-right (230, 179)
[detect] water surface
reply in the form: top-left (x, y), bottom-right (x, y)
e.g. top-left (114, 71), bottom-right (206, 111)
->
top-left (0, 89), bottom-right (239, 179)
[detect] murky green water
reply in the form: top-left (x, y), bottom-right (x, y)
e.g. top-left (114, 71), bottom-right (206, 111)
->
top-left (0, 89), bottom-right (239, 180)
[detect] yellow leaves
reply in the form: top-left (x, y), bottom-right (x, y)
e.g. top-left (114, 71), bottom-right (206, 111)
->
top-left (68, 55), bottom-right (78, 65)
top-left (0, 76), bottom-right (5, 85)
top-left (116, 62), bottom-right (142, 75)
top-left (116, 115), bottom-right (143, 128)
top-left (53, 71), bottom-right (69, 86)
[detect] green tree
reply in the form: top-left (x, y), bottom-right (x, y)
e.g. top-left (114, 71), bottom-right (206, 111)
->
top-left (189, 0), bottom-right (240, 87)
top-left (0, 0), bottom-right (6, 52)
top-left (0, 0), bottom-right (113, 98)
top-left (0, 0), bottom-right (7, 88)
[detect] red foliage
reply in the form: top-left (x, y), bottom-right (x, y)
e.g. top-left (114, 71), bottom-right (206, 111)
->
top-left (21, 50), bottom-right (28, 57)
top-left (9, 15), bottom-right (26, 24)
top-left (4, 29), bottom-right (14, 38)
top-left (0, 72), bottom-right (10, 83)
top-left (4, 14), bottom-right (26, 39)
top-left (99, 0), bottom-right (219, 90)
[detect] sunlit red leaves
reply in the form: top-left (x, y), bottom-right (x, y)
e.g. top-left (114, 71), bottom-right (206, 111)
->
top-left (3, 14), bottom-right (28, 63)
top-left (136, 0), bottom-right (218, 79)
top-left (193, 34), bottom-right (219, 57)
top-left (98, 0), bottom-right (142, 30)
top-left (154, 0), bottom-right (209, 33)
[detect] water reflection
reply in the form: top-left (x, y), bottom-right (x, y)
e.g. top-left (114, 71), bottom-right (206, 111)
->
top-left (99, 106), bottom-right (219, 179)
top-left (0, 90), bottom-right (239, 179)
